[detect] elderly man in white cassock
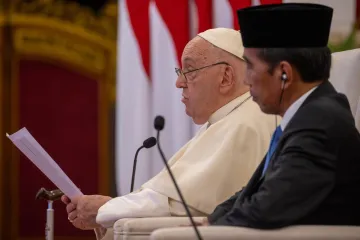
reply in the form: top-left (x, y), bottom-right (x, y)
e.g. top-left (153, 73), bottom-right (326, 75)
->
top-left (61, 28), bottom-right (277, 235)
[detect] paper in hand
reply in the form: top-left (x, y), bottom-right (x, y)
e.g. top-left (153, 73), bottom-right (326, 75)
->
top-left (7, 127), bottom-right (83, 200)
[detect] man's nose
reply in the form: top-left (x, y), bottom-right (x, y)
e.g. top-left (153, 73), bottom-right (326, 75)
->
top-left (175, 76), bottom-right (187, 88)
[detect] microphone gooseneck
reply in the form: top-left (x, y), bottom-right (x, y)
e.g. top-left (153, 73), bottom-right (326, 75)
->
top-left (154, 116), bottom-right (203, 240)
top-left (130, 146), bottom-right (144, 193)
top-left (130, 137), bottom-right (157, 193)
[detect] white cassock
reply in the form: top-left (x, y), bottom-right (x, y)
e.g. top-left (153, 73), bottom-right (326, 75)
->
top-left (95, 28), bottom-right (279, 233)
top-left (96, 91), bottom-right (277, 228)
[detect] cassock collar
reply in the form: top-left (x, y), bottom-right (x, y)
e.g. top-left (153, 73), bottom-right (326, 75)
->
top-left (208, 91), bottom-right (251, 125)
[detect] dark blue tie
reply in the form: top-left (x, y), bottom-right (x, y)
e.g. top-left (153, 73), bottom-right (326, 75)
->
top-left (262, 126), bottom-right (283, 175)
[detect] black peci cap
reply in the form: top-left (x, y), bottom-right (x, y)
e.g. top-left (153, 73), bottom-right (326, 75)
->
top-left (237, 3), bottom-right (333, 48)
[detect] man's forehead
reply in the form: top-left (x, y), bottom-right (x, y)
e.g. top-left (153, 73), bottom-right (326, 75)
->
top-left (183, 37), bottom-right (209, 53)
top-left (181, 38), bottom-right (211, 63)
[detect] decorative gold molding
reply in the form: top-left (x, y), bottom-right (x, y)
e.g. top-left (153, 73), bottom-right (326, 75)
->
top-left (2, 0), bottom-right (118, 81)
top-left (11, 0), bottom-right (117, 41)
top-left (14, 28), bottom-right (107, 75)
top-left (11, 15), bottom-right (115, 49)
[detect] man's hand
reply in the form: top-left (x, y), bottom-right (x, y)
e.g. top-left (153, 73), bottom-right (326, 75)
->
top-left (61, 195), bottom-right (112, 230)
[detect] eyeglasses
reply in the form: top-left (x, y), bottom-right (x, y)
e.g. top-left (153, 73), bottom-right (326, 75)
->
top-left (175, 61), bottom-right (229, 82)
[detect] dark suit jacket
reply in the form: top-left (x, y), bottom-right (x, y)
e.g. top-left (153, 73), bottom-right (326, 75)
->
top-left (208, 81), bottom-right (360, 229)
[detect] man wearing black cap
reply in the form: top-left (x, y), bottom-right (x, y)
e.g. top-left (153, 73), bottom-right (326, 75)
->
top-left (205, 3), bottom-right (360, 229)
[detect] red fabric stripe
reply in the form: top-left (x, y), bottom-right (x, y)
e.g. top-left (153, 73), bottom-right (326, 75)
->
top-left (154, 0), bottom-right (189, 65)
top-left (228, 0), bottom-right (283, 30)
top-left (260, 0), bottom-right (282, 4)
top-left (195, 0), bottom-right (213, 33)
top-left (228, 0), bottom-right (252, 30)
top-left (127, 0), bottom-right (151, 77)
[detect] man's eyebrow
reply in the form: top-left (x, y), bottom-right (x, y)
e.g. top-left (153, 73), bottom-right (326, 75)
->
top-left (182, 57), bottom-right (196, 66)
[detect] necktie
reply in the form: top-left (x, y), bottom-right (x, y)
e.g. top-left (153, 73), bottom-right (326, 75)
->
top-left (262, 126), bottom-right (283, 175)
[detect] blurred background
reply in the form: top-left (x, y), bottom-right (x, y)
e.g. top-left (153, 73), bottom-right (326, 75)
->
top-left (0, 0), bottom-right (359, 239)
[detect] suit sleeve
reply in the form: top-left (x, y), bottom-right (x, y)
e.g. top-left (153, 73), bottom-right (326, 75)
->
top-left (207, 189), bottom-right (243, 223)
top-left (212, 129), bottom-right (337, 228)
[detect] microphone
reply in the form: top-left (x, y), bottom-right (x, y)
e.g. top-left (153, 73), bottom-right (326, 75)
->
top-left (130, 137), bottom-right (157, 193)
top-left (154, 116), bottom-right (203, 240)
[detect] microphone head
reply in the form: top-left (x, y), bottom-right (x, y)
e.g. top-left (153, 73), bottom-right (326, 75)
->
top-left (143, 137), bottom-right (157, 148)
top-left (154, 116), bottom-right (165, 131)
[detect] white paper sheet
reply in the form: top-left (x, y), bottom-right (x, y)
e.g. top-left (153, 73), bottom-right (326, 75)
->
top-left (7, 127), bottom-right (83, 199)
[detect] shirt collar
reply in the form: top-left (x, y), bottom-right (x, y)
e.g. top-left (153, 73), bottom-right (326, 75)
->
top-left (281, 86), bottom-right (318, 131)
top-left (208, 92), bottom-right (251, 125)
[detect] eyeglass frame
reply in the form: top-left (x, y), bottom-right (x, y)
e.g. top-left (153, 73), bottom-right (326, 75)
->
top-left (175, 61), bottom-right (230, 83)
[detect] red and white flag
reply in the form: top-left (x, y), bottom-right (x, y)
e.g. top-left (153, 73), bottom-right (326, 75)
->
top-left (213, 0), bottom-right (282, 30)
top-left (150, 0), bottom-right (197, 173)
top-left (116, 0), bottom-right (153, 195)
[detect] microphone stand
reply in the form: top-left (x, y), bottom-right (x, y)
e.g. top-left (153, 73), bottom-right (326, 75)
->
top-left (156, 130), bottom-right (203, 240)
top-left (35, 188), bottom-right (64, 240)
top-left (130, 146), bottom-right (144, 192)
top-left (35, 188), bottom-right (104, 240)
top-left (130, 137), bottom-right (157, 193)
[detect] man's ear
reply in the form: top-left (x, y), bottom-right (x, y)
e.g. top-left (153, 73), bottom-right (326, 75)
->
top-left (278, 61), bottom-right (293, 90)
top-left (220, 65), bottom-right (235, 91)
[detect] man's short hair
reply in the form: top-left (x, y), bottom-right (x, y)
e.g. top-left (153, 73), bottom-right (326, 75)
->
top-left (256, 47), bottom-right (332, 83)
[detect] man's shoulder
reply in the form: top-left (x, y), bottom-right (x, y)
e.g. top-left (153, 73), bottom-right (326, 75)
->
top-left (289, 92), bottom-right (356, 134)
top-left (301, 92), bottom-right (352, 121)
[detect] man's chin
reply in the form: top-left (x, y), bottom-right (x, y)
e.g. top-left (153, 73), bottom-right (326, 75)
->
top-left (251, 97), bottom-right (261, 107)
top-left (191, 116), bottom-right (208, 125)
top-left (258, 104), bottom-right (278, 115)
top-left (250, 97), bottom-right (280, 115)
